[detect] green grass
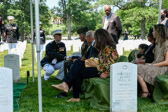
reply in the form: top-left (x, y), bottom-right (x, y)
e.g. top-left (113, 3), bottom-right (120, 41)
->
top-left (0, 44), bottom-right (168, 112)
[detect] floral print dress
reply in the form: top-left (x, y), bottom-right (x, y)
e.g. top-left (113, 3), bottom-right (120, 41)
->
top-left (97, 46), bottom-right (118, 75)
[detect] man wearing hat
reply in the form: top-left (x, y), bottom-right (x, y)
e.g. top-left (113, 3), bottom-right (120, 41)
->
top-left (41, 29), bottom-right (66, 80)
top-left (4, 16), bottom-right (19, 54)
top-left (33, 21), bottom-right (46, 61)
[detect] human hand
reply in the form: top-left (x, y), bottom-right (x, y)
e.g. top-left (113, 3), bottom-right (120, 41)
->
top-left (85, 59), bottom-right (97, 67)
top-left (100, 73), bottom-right (108, 79)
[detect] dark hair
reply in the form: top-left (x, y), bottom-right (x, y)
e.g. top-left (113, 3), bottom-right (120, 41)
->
top-left (147, 27), bottom-right (154, 39)
top-left (77, 27), bottom-right (88, 34)
top-left (139, 44), bottom-right (149, 52)
top-left (162, 9), bottom-right (168, 17)
top-left (94, 29), bottom-right (116, 51)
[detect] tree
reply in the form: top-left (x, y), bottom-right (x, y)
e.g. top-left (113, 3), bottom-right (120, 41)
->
top-left (53, 0), bottom-right (94, 40)
top-left (95, 0), bottom-right (159, 39)
top-left (0, 0), bottom-right (51, 40)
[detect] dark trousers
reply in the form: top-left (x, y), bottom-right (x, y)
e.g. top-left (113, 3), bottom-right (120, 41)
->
top-left (64, 60), bottom-right (99, 98)
top-left (111, 34), bottom-right (118, 44)
top-left (64, 60), bottom-right (73, 77)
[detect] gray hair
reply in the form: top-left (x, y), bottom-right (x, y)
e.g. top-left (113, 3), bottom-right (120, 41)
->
top-left (86, 30), bottom-right (95, 38)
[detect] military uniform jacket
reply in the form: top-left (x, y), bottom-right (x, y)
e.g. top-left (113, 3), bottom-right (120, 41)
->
top-left (81, 40), bottom-right (89, 57)
top-left (5, 24), bottom-right (19, 43)
top-left (0, 17), bottom-right (4, 34)
top-left (41, 40), bottom-right (66, 67)
top-left (33, 29), bottom-right (46, 44)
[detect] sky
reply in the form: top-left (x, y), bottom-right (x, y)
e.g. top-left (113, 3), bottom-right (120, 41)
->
top-left (45, 0), bottom-right (59, 9)
top-left (45, 0), bottom-right (118, 12)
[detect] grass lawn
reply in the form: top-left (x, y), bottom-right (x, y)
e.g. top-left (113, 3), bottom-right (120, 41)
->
top-left (0, 43), bottom-right (168, 112)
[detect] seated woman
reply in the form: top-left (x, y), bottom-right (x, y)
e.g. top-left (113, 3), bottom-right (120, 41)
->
top-left (135, 28), bottom-right (156, 64)
top-left (52, 29), bottom-right (118, 102)
top-left (138, 24), bottom-right (168, 98)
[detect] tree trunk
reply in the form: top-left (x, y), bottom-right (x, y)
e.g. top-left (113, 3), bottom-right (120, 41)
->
top-left (140, 18), bottom-right (146, 39)
top-left (67, 13), bottom-right (71, 40)
top-left (61, 0), bottom-right (66, 24)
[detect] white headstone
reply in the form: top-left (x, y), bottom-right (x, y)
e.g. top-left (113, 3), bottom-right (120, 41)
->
top-left (4, 54), bottom-right (20, 82)
top-left (0, 67), bottom-right (13, 112)
top-left (110, 62), bottom-right (137, 112)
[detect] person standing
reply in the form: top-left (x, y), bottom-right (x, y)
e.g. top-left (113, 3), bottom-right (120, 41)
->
top-left (161, 9), bottom-right (168, 28)
top-left (34, 22), bottom-right (46, 61)
top-left (4, 16), bottom-right (19, 54)
top-left (0, 17), bottom-right (5, 42)
top-left (41, 30), bottom-right (66, 80)
top-left (102, 5), bottom-right (122, 44)
top-left (123, 29), bottom-right (129, 40)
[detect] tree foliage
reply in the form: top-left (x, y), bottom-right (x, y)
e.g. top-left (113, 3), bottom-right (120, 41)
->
top-left (95, 0), bottom-right (159, 39)
top-left (0, 0), bottom-right (51, 40)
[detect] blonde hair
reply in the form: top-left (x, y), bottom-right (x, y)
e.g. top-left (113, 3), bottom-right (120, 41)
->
top-left (154, 24), bottom-right (168, 46)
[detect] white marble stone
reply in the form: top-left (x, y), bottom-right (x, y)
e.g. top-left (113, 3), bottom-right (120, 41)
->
top-left (110, 62), bottom-right (137, 112)
top-left (4, 54), bottom-right (20, 82)
top-left (0, 67), bottom-right (13, 112)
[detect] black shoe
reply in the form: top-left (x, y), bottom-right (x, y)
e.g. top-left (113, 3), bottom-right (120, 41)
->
top-left (55, 92), bottom-right (67, 98)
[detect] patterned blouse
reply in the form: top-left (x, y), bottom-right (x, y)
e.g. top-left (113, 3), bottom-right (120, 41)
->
top-left (97, 46), bottom-right (118, 75)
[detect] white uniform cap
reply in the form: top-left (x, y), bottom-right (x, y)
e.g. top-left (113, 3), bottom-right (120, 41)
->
top-left (52, 30), bottom-right (62, 35)
top-left (7, 16), bottom-right (14, 20)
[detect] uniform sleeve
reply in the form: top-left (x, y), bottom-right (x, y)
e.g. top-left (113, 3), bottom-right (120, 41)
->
top-left (98, 48), bottom-right (118, 75)
top-left (63, 43), bottom-right (67, 57)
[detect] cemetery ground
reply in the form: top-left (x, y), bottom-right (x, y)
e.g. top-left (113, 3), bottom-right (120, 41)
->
top-left (0, 44), bottom-right (168, 112)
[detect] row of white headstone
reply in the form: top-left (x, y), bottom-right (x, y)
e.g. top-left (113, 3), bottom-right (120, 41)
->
top-left (0, 62), bottom-right (137, 112)
top-left (44, 39), bottom-right (151, 56)
top-left (0, 41), bottom-right (27, 66)
top-left (117, 40), bottom-right (151, 55)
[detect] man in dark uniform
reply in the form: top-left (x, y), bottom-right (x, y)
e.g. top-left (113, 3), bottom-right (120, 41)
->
top-left (41, 30), bottom-right (66, 80)
top-left (0, 17), bottom-right (5, 42)
top-left (33, 22), bottom-right (46, 61)
top-left (4, 16), bottom-right (19, 54)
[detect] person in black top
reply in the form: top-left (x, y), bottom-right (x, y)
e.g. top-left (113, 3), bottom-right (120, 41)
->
top-left (0, 17), bottom-right (5, 42)
top-left (41, 30), bottom-right (66, 80)
top-left (4, 16), bottom-right (19, 54)
top-left (144, 27), bottom-right (155, 63)
top-left (64, 27), bottom-right (89, 77)
top-left (131, 28), bottom-right (155, 64)
top-left (33, 22), bottom-right (46, 61)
